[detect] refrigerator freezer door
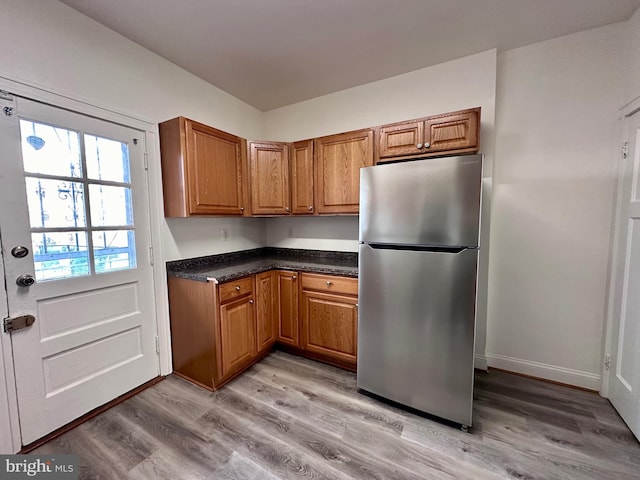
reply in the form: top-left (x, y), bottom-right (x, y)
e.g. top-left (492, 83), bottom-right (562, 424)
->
top-left (357, 243), bottom-right (478, 426)
top-left (359, 155), bottom-right (482, 248)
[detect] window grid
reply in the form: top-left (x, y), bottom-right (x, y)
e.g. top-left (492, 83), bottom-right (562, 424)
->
top-left (20, 119), bottom-right (137, 281)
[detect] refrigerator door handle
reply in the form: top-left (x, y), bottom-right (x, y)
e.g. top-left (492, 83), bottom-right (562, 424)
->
top-left (365, 243), bottom-right (470, 254)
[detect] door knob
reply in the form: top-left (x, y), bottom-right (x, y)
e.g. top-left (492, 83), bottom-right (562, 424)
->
top-left (16, 274), bottom-right (35, 287)
top-left (11, 246), bottom-right (29, 258)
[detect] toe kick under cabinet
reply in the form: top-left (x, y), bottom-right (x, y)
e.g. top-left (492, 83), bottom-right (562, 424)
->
top-left (168, 271), bottom-right (358, 390)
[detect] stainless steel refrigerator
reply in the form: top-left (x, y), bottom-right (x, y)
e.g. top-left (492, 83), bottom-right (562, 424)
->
top-left (357, 154), bottom-right (482, 428)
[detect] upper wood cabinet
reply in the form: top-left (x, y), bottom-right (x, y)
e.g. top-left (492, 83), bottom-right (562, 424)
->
top-left (315, 129), bottom-right (374, 214)
top-left (159, 108), bottom-right (480, 217)
top-left (249, 142), bottom-right (290, 215)
top-left (291, 140), bottom-right (314, 215)
top-left (159, 117), bottom-right (248, 217)
top-left (377, 107), bottom-right (480, 161)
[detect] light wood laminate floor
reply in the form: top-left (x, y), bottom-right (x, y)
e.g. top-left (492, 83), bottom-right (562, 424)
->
top-left (33, 351), bottom-right (640, 479)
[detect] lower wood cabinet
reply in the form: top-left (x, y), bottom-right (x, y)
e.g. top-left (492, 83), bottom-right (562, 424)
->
top-left (300, 273), bottom-right (358, 369)
top-left (167, 270), bottom-right (358, 391)
top-left (255, 271), bottom-right (277, 353)
top-left (219, 294), bottom-right (256, 379)
top-left (168, 275), bottom-right (271, 391)
top-left (276, 270), bottom-right (300, 347)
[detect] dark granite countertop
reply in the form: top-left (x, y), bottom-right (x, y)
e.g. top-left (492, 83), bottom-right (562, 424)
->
top-left (166, 247), bottom-right (358, 283)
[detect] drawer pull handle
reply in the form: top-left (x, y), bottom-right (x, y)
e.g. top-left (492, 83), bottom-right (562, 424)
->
top-left (326, 281), bottom-right (332, 286)
top-left (249, 299), bottom-right (254, 304)
top-left (235, 286), bottom-right (241, 291)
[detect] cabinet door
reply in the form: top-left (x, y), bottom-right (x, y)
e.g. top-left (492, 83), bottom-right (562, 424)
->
top-left (219, 296), bottom-right (256, 379)
top-left (276, 270), bottom-right (300, 347)
top-left (378, 121), bottom-right (424, 158)
top-left (291, 140), bottom-right (314, 215)
top-left (186, 119), bottom-right (246, 215)
top-left (249, 142), bottom-right (290, 215)
top-left (423, 110), bottom-right (479, 154)
top-left (315, 129), bottom-right (374, 214)
top-left (255, 271), bottom-right (276, 353)
top-left (300, 289), bottom-right (358, 366)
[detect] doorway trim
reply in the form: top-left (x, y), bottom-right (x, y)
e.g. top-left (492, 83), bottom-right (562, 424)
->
top-left (0, 75), bottom-right (172, 452)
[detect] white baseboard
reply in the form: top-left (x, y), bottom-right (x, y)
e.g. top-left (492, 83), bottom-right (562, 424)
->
top-left (474, 354), bottom-right (488, 371)
top-left (485, 353), bottom-right (601, 391)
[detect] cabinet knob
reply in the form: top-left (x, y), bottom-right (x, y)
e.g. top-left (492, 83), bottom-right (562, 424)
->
top-left (285, 207), bottom-right (290, 212)
top-left (240, 207), bottom-right (245, 212)
top-left (308, 205), bottom-right (313, 211)
top-left (235, 286), bottom-right (241, 291)
top-left (424, 142), bottom-right (430, 148)
top-left (249, 299), bottom-right (254, 304)
top-left (292, 275), bottom-right (297, 280)
top-left (326, 281), bottom-right (332, 286)
top-left (416, 143), bottom-right (423, 149)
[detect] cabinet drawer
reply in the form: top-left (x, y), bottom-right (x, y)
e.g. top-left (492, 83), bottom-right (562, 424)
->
top-left (300, 273), bottom-right (358, 296)
top-left (219, 277), bottom-right (253, 303)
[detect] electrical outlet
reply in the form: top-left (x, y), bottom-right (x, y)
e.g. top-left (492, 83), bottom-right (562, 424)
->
top-left (222, 227), bottom-right (229, 241)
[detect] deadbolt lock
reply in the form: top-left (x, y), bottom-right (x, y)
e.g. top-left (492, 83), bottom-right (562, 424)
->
top-left (11, 246), bottom-right (29, 258)
top-left (16, 274), bottom-right (35, 287)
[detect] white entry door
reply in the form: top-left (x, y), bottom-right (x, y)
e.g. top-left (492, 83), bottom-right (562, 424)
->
top-left (0, 95), bottom-right (159, 445)
top-left (609, 111), bottom-right (640, 440)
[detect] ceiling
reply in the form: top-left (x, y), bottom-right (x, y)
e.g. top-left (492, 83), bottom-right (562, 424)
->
top-left (60, 0), bottom-right (640, 112)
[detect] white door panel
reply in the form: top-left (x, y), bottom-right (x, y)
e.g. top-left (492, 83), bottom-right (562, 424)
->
top-left (609, 112), bottom-right (640, 440)
top-left (0, 252), bottom-right (18, 453)
top-left (0, 96), bottom-right (159, 445)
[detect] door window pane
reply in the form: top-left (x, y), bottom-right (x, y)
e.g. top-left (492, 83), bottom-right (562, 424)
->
top-left (92, 230), bottom-right (136, 273)
top-left (25, 177), bottom-right (86, 229)
top-left (31, 231), bottom-right (89, 281)
top-left (85, 134), bottom-right (131, 183)
top-left (20, 120), bottom-right (82, 178)
top-left (89, 185), bottom-right (133, 226)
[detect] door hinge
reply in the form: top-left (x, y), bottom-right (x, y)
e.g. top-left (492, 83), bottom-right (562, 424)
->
top-left (622, 141), bottom-right (628, 159)
top-left (143, 152), bottom-right (149, 170)
top-left (155, 335), bottom-right (160, 354)
top-left (3, 314), bottom-right (36, 333)
top-left (604, 354), bottom-right (611, 370)
top-left (149, 245), bottom-right (154, 265)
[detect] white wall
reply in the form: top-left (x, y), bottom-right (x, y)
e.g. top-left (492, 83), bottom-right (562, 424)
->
top-left (164, 217), bottom-right (266, 261)
top-left (266, 217), bottom-right (360, 252)
top-left (0, 0), bottom-right (266, 262)
top-left (487, 24), bottom-right (622, 389)
top-left (263, 50), bottom-right (498, 368)
top-left (621, 6), bottom-right (640, 107)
